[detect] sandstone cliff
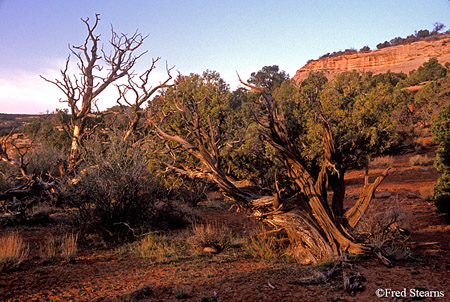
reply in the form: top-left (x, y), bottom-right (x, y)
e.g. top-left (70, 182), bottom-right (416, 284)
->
top-left (293, 35), bottom-right (450, 85)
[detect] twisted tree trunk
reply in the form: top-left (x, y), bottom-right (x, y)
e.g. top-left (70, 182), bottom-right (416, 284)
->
top-left (152, 81), bottom-right (388, 264)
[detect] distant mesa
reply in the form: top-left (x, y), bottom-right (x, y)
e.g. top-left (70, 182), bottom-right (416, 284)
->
top-left (293, 34), bottom-right (450, 85)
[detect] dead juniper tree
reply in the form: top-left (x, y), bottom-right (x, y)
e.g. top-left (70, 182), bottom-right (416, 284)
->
top-left (0, 132), bottom-right (56, 216)
top-left (151, 75), bottom-right (389, 264)
top-left (41, 14), bottom-right (149, 173)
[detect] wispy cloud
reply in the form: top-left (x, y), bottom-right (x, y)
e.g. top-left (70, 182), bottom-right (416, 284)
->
top-left (0, 58), bottom-right (177, 114)
top-left (0, 67), bottom-right (63, 114)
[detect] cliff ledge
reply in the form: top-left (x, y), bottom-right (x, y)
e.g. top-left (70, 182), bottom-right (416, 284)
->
top-left (293, 35), bottom-right (450, 84)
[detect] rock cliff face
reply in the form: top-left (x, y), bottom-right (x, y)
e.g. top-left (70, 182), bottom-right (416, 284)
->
top-left (293, 35), bottom-right (450, 85)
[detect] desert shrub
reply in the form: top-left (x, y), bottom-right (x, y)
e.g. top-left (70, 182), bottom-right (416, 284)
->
top-left (177, 181), bottom-right (210, 207)
top-left (432, 103), bottom-right (450, 221)
top-left (370, 156), bottom-right (394, 169)
top-left (129, 284), bottom-right (153, 300)
top-left (0, 161), bottom-right (19, 193)
top-left (433, 172), bottom-right (450, 221)
top-left (23, 113), bottom-right (71, 150)
top-left (409, 154), bottom-right (434, 166)
top-left (68, 133), bottom-right (191, 243)
top-left (29, 202), bottom-right (56, 220)
top-left (0, 233), bottom-right (28, 272)
top-left (174, 287), bottom-right (192, 300)
top-left (25, 144), bottom-right (64, 177)
top-left (356, 200), bottom-right (412, 261)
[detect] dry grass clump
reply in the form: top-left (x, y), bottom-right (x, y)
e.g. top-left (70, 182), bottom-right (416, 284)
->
top-left (40, 235), bottom-right (58, 260)
top-left (419, 185), bottom-right (434, 200)
top-left (0, 233), bottom-right (28, 272)
top-left (60, 233), bottom-right (78, 261)
top-left (134, 233), bottom-right (179, 263)
top-left (40, 233), bottom-right (78, 262)
top-left (243, 226), bottom-right (289, 262)
top-left (246, 233), bottom-right (287, 262)
top-left (409, 154), bottom-right (434, 166)
top-left (188, 222), bottom-right (233, 252)
top-left (370, 156), bottom-right (395, 169)
top-left (134, 222), bottom-right (238, 262)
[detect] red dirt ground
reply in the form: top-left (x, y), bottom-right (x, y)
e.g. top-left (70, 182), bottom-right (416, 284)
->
top-left (1, 149), bottom-right (450, 302)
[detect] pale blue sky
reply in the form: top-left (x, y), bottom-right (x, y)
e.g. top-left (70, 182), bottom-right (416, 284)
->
top-left (0, 0), bottom-right (449, 113)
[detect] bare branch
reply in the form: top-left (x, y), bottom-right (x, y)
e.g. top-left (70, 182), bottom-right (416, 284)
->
top-left (118, 59), bottom-right (174, 141)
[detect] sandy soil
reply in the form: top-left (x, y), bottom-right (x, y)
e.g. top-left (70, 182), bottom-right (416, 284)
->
top-left (1, 149), bottom-right (449, 302)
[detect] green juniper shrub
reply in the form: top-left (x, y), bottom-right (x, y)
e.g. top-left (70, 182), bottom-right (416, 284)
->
top-left (432, 103), bottom-right (450, 222)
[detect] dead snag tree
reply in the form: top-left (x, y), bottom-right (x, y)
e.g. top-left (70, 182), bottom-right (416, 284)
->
top-left (152, 77), bottom-right (389, 264)
top-left (42, 14), bottom-right (147, 172)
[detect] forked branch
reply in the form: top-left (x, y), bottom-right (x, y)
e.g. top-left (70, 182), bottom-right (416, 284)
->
top-left (118, 59), bottom-right (174, 141)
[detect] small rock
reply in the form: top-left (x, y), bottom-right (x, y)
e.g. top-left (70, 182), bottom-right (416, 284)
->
top-left (407, 192), bottom-right (420, 199)
top-left (203, 246), bottom-right (219, 254)
top-left (375, 191), bottom-right (392, 198)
